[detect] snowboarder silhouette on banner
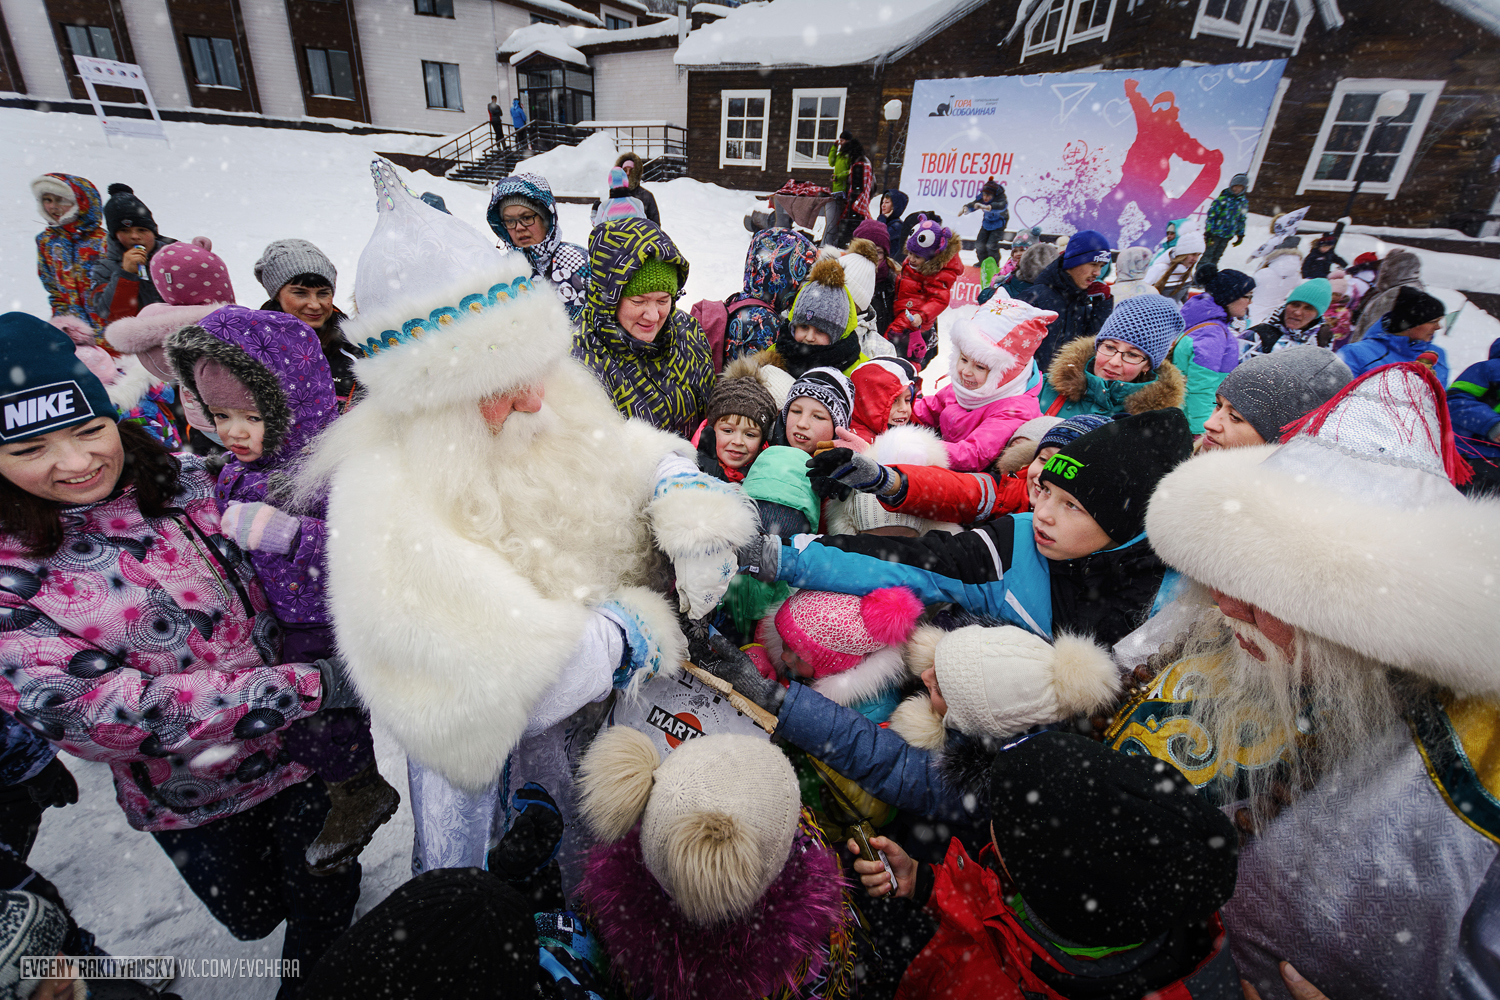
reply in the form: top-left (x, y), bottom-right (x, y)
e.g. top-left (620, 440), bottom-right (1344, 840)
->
top-left (1105, 79), bottom-right (1223, 245)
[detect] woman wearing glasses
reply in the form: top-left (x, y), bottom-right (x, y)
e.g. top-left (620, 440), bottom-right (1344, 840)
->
top-left (1038, 294), bottom-right (1187, 421)
top-left (486, 173), bottom-right (590, 323)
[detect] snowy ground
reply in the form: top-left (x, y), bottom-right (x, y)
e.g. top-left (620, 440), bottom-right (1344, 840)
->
top-left (2, 104), bottom-right (1497, 995)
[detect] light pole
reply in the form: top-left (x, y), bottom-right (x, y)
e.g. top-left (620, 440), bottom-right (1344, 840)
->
top-left (882, 98), bottom-right (903, 192)
top-left (1341, 88), bottom-right (1409, 221)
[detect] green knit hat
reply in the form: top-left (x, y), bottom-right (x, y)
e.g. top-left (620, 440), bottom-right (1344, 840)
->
top-left (1285, 277), bottom-right (1332, 317)
top-left (622, 257), bottom-right (680, 299)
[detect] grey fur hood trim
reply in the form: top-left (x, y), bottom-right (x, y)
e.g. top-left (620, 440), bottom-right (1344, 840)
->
top-left (165, 325), bottom-right (292, 455)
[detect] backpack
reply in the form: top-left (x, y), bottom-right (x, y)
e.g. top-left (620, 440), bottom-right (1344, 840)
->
top-left (689, 295), bottom-right (771, 373)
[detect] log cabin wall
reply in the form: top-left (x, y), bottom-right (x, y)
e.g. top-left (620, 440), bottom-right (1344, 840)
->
top-left (0, 4), bottom-right (25, 94)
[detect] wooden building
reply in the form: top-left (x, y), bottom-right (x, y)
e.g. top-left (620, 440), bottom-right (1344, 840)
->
top-left (676, 0), bottom-right (1500, 234)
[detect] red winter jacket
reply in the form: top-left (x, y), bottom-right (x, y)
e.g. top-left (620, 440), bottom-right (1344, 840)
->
top-left (899, 840), bottom-right (1239, 1000)
top-left (884, 464), bottom-right (1030, 524)
top-left (888, 240), bottom-right (964, 337)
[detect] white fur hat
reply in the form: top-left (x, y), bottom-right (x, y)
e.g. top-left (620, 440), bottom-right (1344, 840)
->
top-left (578, 728), bottom-right (800, 925)
top-left (345, 158), bottom-right (568, 414)
top-left (1173, 230), bottom-right (1206, 257)
top-left (1146, 364), bottom-right (1500, 692)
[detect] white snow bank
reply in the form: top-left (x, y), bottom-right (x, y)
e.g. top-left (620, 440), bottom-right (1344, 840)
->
top-left (499, 17), bottom-right (680, 58)
top-left (675, 0), bottom-right (982, 67)
top-left (508, 39), bottom-right (590, 68)
top-left (511, 131), bottom-right (621, 198)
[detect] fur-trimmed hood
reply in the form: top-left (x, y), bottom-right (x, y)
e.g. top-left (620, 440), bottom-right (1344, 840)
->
top-left (994, 435), bottom-right (1038, 475)
top-left (165, 305), bottom-right (337, 465)
top-left (1017, 243), bottom-right (1060, 284)
top-left (904, 233), bottom-right (962, 277)
top-left (107, 301), bottom-right (233, 381)
top-left (1146, 442), bottom-right (1500, 692)
top-left (615, 151), bottom-right (643, 188)
top-left (1045, 334), bottom-right (1185, 413)
top-left (33, 173), bottom-right (101, 233)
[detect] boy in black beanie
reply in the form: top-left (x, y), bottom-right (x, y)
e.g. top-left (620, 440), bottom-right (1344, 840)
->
top-left (89, 183), bottom-right (205, 325)
top-left (850, 731), bottom-right (1241, 998)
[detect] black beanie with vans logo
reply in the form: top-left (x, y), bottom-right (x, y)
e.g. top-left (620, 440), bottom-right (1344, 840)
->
top-left (1038, 407), bottom-right (1192, 544)
top-left (0, 313), bottom-right (117, 443)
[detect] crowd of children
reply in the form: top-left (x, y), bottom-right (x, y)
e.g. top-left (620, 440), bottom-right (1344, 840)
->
top-left (0, 154), bottom-right (1492, 1000)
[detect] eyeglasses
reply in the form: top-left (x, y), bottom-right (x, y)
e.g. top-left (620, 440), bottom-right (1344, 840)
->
top-left (501, 212), bottom-right (542, 231)
top-left (1096, 342), bottom-right (1148, 366)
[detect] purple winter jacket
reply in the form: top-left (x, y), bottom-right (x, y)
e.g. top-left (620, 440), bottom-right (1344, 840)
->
top-left (166, 307), bottom-right (340, 658)
top-left (1174, 293), bottom-right (1243, 432)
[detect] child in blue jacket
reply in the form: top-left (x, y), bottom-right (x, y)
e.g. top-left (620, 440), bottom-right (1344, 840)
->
top-left (1448, 336), bottom-right (1500, 494)
top-left (957, 177), bottom-right (1009, 272)
top-left (706, 409), bottom-right (1193, 830)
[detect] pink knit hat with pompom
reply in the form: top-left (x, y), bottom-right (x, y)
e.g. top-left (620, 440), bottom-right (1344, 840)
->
top-left (149, 242), bottom-right (235, 307)
top-left (772, 586), bottom-right (924, 678)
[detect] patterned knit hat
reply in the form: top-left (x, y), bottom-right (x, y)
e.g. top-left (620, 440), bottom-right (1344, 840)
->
top-left (768, 586), bottom-right (924, 678)
top-left (621, 258), bottom-right (680, 299)
top-left (905, 215), bottom-right (952, 260)
top-left (948, 290), bottom-right (1056, 393)
top-left (1093, 293), bottom-right (1185, 369)
top-left (1037, 412), bottom-right (1112, 456)
top-left (0, 891), bottom-right (69, 998)
top-left (782, 366), bottom-right (854, 431)
top-left (789, 258), bottom-right (856, 342)
top-left (150, 242), bottom-right (235, 307)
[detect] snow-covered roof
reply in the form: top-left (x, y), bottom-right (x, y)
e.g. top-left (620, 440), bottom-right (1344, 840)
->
top-left (500, 17), bottom-right (682, 62)
top-left (1434, 0), bottom-right (1500, 34)
top-left (522, 0), bottom-right (606, 28)
top-left (690, 2), bottom-right (743, 15)
top-left (675, 0), bottom-right (988, 68)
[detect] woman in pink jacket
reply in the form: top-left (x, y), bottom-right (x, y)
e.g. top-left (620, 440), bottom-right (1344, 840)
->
top-left (0, 311), bottom-right (361, 997)
top-left (911, 291), bottom-right (1054, 472)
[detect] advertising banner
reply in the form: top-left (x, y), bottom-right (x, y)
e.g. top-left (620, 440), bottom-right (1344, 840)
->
top-left (73, 55), bottom-right (169, 144)
top-left (900, 61), bottom-right (1286, 249)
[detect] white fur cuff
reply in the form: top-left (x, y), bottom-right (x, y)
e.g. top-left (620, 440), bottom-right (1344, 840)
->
top-left (649, 473), bottom-right (760, 561)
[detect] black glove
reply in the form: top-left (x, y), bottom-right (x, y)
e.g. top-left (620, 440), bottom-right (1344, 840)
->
top-left (487, 783), bottom-right (564, 882)
top-left (314, 657), bottom-right (361, 712)
top-left (698, 632), bottom-right (785, 714)
top-left (24, 758), bottom-right (77, 810)
top-left (734, 532), bottom-right (780, 584)
top-left (806, 448), bottom-right (896, 502)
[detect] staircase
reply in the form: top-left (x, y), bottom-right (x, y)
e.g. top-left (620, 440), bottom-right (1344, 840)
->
top-left (383, 118), bottom-right (689, 187)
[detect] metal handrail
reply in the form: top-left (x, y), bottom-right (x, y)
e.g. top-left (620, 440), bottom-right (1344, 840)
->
top-left (426, 118), bottom-right (687, 168)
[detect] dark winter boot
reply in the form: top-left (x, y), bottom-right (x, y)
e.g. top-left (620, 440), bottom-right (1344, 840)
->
top-left (305, 765), bottom-right (401, 874)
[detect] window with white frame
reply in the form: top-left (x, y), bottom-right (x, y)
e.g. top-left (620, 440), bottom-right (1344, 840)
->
top-left (1191, 0), bottom-right (1309, 51)
top-left (1021, 0), bottom-right (1117, 61)
top-left (423, 60), bottom-right (463, 111)
top-left (1298, 79), bottom-right (1445, 199)
top-left (720, 90), bottom-right (769, 169)
top-left (788, 88), bottom-right (845, 170)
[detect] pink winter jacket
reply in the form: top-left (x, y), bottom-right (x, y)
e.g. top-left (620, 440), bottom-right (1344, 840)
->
top-left (0, 459), bottom-right (323, 832)
top-left (911, 382), bottom-right (1043, 472)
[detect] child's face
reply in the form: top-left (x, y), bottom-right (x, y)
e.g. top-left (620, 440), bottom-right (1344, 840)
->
top-left (779, 644), bottom-right (817, 680)
top-left (1201, 395), bottom-right (1265, 452)
top-left (1009, 246), bottom-right (1025, 264)
top-left (1231, 184), bottom-right (1245, 195)
top-left (1226, 294), bottom-right (1253, 319)
top-left (785, 397), bottom-right (834, 453)
top-left (920, 667), bottom-right (948, 716)
top-left (714, 416), bottom-right (763, 470)
top-left (793, 324), bottom-right (833, 346)
top-left (117, 226), bottom-right (155, 252)
top-left (955, 350), bottom-right (991, 391)
top-left (1031, 477), bottom-right (1112, 560)
top-left (980, 191), bottom-right (992, 203)
top-left (40, 194), bottom-right (73, 221)
top-left (887, 392), bottom-right (911, 427)
top-left (880, 196), bottom-right (893, 216)
top-left (212, 406), bottom-right (265, 462)
top-left (1025, 445), bottom-right (1059, 502)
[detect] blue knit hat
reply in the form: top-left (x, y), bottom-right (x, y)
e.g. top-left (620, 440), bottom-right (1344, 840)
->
top-left (1195, 264), bottom-right (1256, 307)
top-left (1094, 294), bottom-right (1185, 370)
top-left (0, 313), bottom-right (117, 443)
top-left (1062, 230), bottom-right (1111, 270)
top-left (1036, 412), bottom-right (1112, 457)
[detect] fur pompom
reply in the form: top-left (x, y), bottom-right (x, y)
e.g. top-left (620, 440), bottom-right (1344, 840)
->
top-left (867, 423), bottom-right (951, 469)
top-left (661, 810), bottom-right (764, 925)
top-left (721, 352), bottom-right (768, 386)
top-left (808, 256), bottom-right (846, 289)
top-left (846, 238), bottom-right (882, 265)
top-left (860, 587), bottom-right (924, 645)
top-left (578, 727), bottom-right (661, 842)
top-left (1049, 632), bottom-right (1123, 715)
top-left (904, 624), bottom-right (944, 678)
top-left (887, 692), bottom-right (948, 750)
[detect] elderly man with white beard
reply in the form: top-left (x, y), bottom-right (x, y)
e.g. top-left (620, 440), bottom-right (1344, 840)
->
top-left (301, 161), bottom-right (756, 885)
top-left (1103, 363), bottom-right (1500, 999)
